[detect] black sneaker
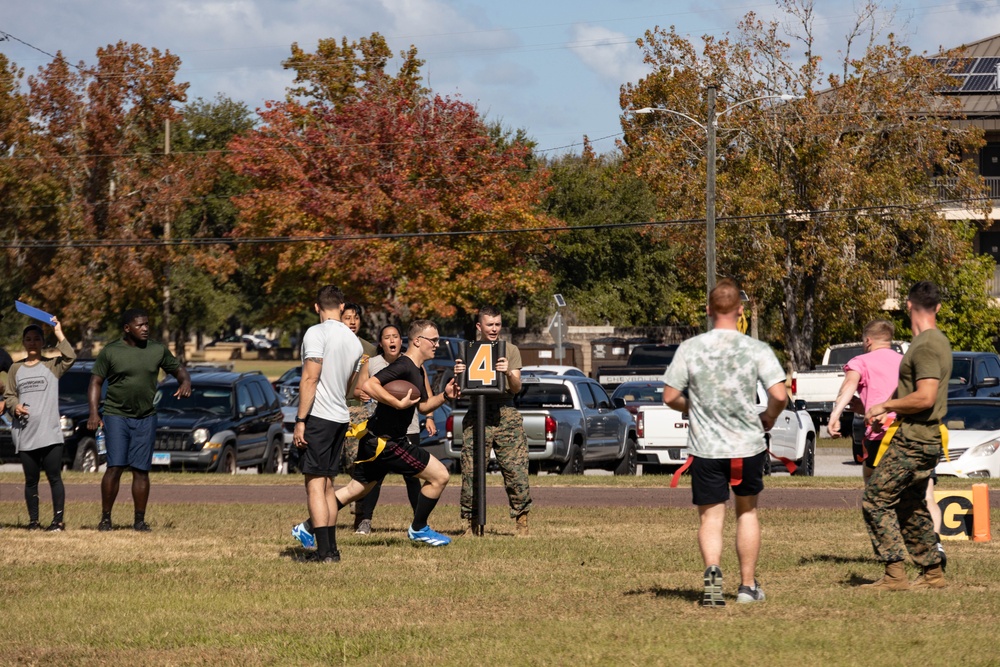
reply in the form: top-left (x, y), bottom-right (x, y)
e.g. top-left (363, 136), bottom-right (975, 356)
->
top-left (303, 550), bottom-right (341, 563)
top-left (26, 521), bottom-right (43, 531)
top-left (702, 565), bottom-right (725, 607)
top-left (45, 522), bottom-right (65, 532)
top-left (98, 517), bottom-right (113, 532)
top-left (133, 521), bottom-right (152, 532)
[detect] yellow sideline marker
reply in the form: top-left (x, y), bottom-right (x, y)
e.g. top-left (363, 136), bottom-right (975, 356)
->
top-left (934, 485), bottom-right (991, 541)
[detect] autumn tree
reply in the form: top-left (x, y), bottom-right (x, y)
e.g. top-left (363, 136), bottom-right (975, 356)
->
top-left (620, 0), bottom-right (990, 369)
top-left (228, 33), bottom-right (555, 323)
top-left (25, 42), bottom-right (189, 346)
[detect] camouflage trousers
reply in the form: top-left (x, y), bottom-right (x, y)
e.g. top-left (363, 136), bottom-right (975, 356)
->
top-left (862, 435), bottom-right (943, 567)
top-left (461, 404), bottom-right (532, 519)
top-left (341, 402), bottom-right (376, 475)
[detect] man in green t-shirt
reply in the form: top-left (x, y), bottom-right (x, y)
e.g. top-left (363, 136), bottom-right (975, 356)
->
top-left (88, 308), bottom-right (191, 532)
top-left (862, 281), bottom-right (951, 590)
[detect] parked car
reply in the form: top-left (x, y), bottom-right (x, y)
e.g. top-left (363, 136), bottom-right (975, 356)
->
top-left (0, 359), bottom-right (107, 472)
top-left (636, 382), bottom-right (817, 476)
top-left (274, 366), bottom-right (302, 404)
top-left (936, 398), bottom-right (1000, 478)
top-left (594, 344), bottom-right (679, 389)
top-left (152, 371), bottom-right (284, 473)
top-left (949, 351), bottom-right (1000, 398)
top-left (611, 380), bottom-right (665, 415)
top-left (446, 375), bottom-right (638, 475)
top-left (522, 365), bottom-right (586, 377)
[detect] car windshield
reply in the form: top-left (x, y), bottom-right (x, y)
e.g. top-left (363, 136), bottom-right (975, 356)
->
top-left (950, 359), bottom-right (972, 385)
top-left (944, 404), bottom-right (1000, 431)
top-left (827, 346), bottom-right (864, 366)
top-left (612, 384), bottom-right (663, 403)
top-left (516, 385), bottom-right (573, 409)
top-left (59, 371), bottom-right (92, 403)
top-left (155, 386), bottom-right (233, 415)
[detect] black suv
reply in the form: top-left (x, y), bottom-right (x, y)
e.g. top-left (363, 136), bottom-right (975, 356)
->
top-left (0, 359), bottom-right (107, 472)
top-left (153, 371), bottom-right (284, 474)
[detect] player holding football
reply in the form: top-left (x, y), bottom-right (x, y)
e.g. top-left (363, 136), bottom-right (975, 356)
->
top-left (332, 319), bottom-right (459, 548)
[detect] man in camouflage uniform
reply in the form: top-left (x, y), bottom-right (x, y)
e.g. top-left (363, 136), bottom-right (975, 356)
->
top-left (341, 302), bottom-right (376, 477)
top-left (454, 305), bottom-right (532, 536)
top-left (862, 281), bottom-right (951, 590)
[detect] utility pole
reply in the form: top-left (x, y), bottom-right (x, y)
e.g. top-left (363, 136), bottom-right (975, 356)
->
top-left (705, 85), bottom-right (717, 331)
top-left (162, 117), bottom-right (172, 348)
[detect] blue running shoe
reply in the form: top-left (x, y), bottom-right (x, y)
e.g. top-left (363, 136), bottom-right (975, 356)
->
top-left (291, 522), bottom-right (316, 550)
top-left (407, 524), bottom-right (451, 547)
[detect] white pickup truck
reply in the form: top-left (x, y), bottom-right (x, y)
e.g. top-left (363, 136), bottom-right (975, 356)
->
top-left (791, 341), bottom-right (908, 431)
top-left (635, 383), bottom-right (817, 476)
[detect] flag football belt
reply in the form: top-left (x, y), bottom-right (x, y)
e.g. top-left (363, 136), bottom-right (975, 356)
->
top-left (346, 421), bottom-right (368, 438)
top-left (872, 418), bottom-right (949, 467)
top-left (669, 447), bottom-right (797, 488)
top-left (353, 435), bottom-right (388, 464)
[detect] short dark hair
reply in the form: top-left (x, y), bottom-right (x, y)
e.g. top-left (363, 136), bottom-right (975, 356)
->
top-left (22, 324), bottom-right (44, 339)
top-left (343, 302), bottom-right (363, 318)
top-left (907, 281), bottom-right (941, 310)
top-left (408, 319), bottom-right (436, 340)
top-left (316, 286), bottom-right (345, 311)
top-left (121, 308), bottom-right (148, 329)
top-left (709, 279), bottom-right (741, 316)
top-left (476, 305), bottom-right (501, 324)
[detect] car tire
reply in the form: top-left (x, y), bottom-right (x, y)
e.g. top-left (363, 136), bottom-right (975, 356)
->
top-left (259, 440), bottom-right (283, 474)
top-left (613, 438), bottom-right (638, 476)
top-left (216, 445), bottom-right (237, 474)
top-left (794, 436), bottom-right (816, 476)
top-left (559, 443), bottom-right (584, 475)
top-left (762, 449), bottom-right (773, 477)
top-left (528, 461), bottom-right (540, 475)
top-left (72, 437), bottom-right (100, 473)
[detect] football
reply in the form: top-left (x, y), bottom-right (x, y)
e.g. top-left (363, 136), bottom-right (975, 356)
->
top-left (383, 379), bottom-right (421, 402)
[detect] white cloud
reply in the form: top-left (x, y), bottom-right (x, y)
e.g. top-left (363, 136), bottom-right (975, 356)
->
top-left (568, 23), bottom-right (649, 86)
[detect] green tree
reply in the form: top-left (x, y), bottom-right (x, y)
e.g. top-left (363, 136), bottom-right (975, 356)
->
top-left (620, 0), bottom-right (989, 369)
top-left (541, 145), bottom-right (694, 326)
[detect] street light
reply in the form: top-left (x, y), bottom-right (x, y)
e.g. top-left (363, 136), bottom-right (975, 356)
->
top-left (632, 88), bottom-right (801, 323)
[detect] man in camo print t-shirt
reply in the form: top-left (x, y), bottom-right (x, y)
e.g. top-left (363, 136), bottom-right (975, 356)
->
top-left (661, 279), bottom-right (788, 607)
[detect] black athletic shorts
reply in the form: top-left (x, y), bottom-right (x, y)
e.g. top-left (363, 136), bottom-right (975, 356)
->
top-left (299, 415), bottom-right (349, 477)
top-left (690, 450), bottom-right (767, 506)
top-left (352, 431), bottom-right (430, 485)
top-left (863, 437), bottom-right (881, 468)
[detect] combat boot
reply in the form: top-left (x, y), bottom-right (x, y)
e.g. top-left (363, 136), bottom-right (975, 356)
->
top-left (515, 512), bottom-right (529, 537)
top-left (861, 561), bottom-right (910, 591)
top-left (911, 564), bottom-right (947, 590)
top-left (462, 519), bottom-right (475, 537)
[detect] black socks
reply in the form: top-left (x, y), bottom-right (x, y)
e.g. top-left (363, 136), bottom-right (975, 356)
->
top-left (315, 526), bottom-right (338, 556)
top-left (411, 493), bottom-right (439, 531)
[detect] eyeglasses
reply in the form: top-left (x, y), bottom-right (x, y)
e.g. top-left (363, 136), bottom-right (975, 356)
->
top-left (416, 335), bottom-right (440, 346)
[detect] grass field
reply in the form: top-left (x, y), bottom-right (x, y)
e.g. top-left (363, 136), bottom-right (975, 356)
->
top-left (1, 476), bottom-right (998, 666)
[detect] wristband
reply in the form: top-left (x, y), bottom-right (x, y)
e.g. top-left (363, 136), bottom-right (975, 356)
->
top-left (295, 416), bottom-right (307, 424)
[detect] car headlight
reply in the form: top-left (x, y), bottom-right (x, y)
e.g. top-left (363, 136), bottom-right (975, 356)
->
top-left (968, 440), bottom-right (1000, 458)
top-left (60, 416), bottom-right (74, 436)
top-left (193, 428), bottom-right (211, 446)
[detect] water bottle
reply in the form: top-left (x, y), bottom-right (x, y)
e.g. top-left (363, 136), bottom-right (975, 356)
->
top-left (96, 427), bottom-right (107, 455)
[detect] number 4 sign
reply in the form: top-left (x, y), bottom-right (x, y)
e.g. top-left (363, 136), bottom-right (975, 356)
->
top-left (459, 341), bottom-right (507, 395)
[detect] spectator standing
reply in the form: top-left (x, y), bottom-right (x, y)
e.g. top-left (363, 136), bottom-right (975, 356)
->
top-left (291, 286), bottom-right (364, 563)
top-left (661, 279), bottom-right (787, 606)
top-left (88, 308), bottom-right (191, 532)
top-left (341, 302), bottom-right (376, 475)
top-left (862, 281), bottom-right (951, 590)
top-left (453, 306), bottom-right (532, 536)
top-left (4, 318), bottom-right (76, 531)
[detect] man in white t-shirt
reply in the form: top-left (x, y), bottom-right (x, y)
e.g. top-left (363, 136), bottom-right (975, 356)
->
top-left (661, 279), bottom-right (787, 607)
top-left (291, 285), bottom-right (364, 563)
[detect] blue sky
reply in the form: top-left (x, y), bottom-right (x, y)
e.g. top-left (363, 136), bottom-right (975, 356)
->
top-left (2, 1), bottom-right (998, 157)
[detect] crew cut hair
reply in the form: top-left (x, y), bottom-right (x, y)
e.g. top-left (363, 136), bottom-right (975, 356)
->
top-left (862, 319), bottom-right (894, 342)
top-left (907, 281), bottom-right (941, 310)
top-left (709, 279), bottom-right (741, 316)
top-left (121, 308), bottom-right (148, 328)
top-left (408, 319), bottom-right (436, 340)
top-left (316, 285), bottom-right (345, 311)
top-left (476, 305), bottom-right (502, 323)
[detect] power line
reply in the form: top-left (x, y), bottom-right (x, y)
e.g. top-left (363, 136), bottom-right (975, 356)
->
top-left (0, 198), bottom-right (986, 250)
